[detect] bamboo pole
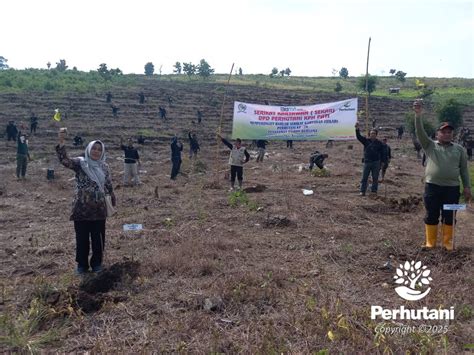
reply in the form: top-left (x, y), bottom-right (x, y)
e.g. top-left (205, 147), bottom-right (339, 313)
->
top-left (365, 37), bottom-right (371, 135)
top-left (214, 63), bottom-right (235, 182)
top-left (218, 63), bottom-right (235, 135)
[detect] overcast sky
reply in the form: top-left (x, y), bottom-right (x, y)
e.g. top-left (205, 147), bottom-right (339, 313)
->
top-left (1, 0), bottom-right (473, 78)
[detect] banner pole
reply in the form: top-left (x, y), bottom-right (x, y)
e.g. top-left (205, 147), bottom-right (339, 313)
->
top-left (365, 37), bottom-right (371, 135)
top-left (214, 63), bottom-right (235, 183)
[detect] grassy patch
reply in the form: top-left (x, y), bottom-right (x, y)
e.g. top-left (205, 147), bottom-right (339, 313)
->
top-left (0, 298), bottom-right (59, 352)
top-left (311, 167), bottom-right (331, 177)
top-left (227, 190), bottom-right (260, 211)
top-left (137, 129), bottom-right (156, 137)
top-left (228, 190), bottom-right (249, 207)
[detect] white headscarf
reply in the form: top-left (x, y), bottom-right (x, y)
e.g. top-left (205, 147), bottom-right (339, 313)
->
top-left (78, 140), bottom-right (106, 193)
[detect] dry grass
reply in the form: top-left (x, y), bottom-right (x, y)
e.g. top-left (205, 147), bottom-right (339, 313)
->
top-left (0, 85), bottom-right (473, 353)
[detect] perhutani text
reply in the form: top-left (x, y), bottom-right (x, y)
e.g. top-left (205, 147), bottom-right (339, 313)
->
top-left (371, 306), bottom-right (454, 320)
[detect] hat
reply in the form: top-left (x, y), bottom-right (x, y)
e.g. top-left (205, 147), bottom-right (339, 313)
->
top-left (438, 122), bottom-right (454, 130)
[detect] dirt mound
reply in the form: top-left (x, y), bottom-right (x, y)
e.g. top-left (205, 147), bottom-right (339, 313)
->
top-left (263, 215), bottom-right (296, 228)
top-left (74, 289), bottom-right (106, 313)
top-left (379, 195), bottom-right (422, 212)
top-left (243, 184), bottom-right (267, 193)
top-left (80, 261), bottom-right (140, 294)
top-left (203, 180), bottom-right (223, 190)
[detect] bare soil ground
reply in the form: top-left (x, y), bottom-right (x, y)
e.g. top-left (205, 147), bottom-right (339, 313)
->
top-left (0, 84), bottom-right (473, 353)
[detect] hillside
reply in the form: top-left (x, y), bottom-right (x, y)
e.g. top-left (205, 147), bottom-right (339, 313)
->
top-left (0, 79), bottom-right (473, 353)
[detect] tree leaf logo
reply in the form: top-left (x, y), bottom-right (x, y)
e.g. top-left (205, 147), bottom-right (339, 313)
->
top-left (393, 260), bottom-right (432, 301)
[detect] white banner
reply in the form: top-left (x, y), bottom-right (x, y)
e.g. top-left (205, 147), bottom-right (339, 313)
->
top-left (232, 98), bottom-right (358, 140)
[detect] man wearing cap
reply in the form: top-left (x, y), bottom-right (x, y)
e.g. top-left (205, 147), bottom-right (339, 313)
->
top-left (414, 100), bottom-right (471, 250)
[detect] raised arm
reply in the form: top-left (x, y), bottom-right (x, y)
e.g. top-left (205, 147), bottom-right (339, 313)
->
top-left (221, 137), bottom-right (233, 150)
top-left (413, 100), bottom-right (433, 150)
top-left (355, 122), bottom-right (367, 146)
top-left (56, 128), bottom-right (81, 171)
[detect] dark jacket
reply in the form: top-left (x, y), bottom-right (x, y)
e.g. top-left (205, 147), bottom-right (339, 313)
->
top-left (256, 140), bottom-right (268, 149)
top-left (121, 144), bottom-right (140, 164)
top-left (356, 129), bottom-right (384, 162)
top-left (171, 137), bottom-right (183, 161)
top-left (56, 145), bottom-right (115, 221)
top-left (17, 133), bottom-right (30, 156)
top-left (381, 144), bottom-right (392, 163)
top-left (6, 123), bottom-right (18, 138)
top-left (188, 133), bottom-right (200, 152)
top-left (309, 151), bottom-right (326, 170)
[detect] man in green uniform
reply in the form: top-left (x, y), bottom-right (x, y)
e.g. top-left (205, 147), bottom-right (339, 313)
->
top-left (414, 99), bottom-right (471, 250)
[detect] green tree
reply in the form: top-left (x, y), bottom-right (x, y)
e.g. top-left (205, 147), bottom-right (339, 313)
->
top-left (334, 82), bottom-right (342, 92)
top-left (270, 67), bottom-right (278, 78)
top-left (144, 62), bottom-right (154, 76)
top-left (284, 67), bottom-right (291, 76)
top-left (238, 67), bottom-right (243, 75)
top-left (55, 59), bottom-right (68, 72)
top-left (173, 62), bottom-right (182, 74)
top-left (357, 74), bottom-right (378, 95)
top-left (389, 69), bottom-right (396, 75)
top-left (339, 67), bottom-right (349, 79)
top-left (0, 56), bottom-right (9, 70)
top-left (197, 59), bottom-right (214, 78)
top-left (46, 62), bottom-right (51, 69)
top-left (395, 70), bottom-right (407, 82)
top-left (405, 112), bottom-right (436, 137)
top-left (183, 62), bottom-right (196, 77)
top-left (436, 98), bottom-right (463, 129)
top-left (279, 69), bottom-right (285, 77)
top-left (110, 68), bottom-right (122, 76)
top-left (97, 63), bottom-right (111, 81)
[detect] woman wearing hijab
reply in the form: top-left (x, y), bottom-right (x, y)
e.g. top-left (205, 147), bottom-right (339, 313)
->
top-left (56, 129), bottom-right (116, 274)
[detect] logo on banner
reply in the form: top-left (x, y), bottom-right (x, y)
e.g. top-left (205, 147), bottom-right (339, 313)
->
top-left (393, 261), bottom-right (432, 301)
top-left (339, 101), bottom-right (356, 111)
top-left (237, 103), bottom-right (247, 113)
